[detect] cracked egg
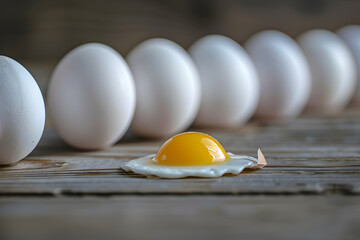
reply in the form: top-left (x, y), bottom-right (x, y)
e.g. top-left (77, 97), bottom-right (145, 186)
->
top-left (121, 132), bottom-right (266, 178)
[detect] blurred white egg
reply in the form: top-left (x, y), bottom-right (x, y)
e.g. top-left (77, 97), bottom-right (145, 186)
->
top-left (127, 38), bottom-right (200, 138)
top-left (189, 35), bottom-right (259, 128)
top-left (47, 43), bottom-right (136, 150)
top-left (298, 29), bottom-right (356, 114)
top-left (0, 56), bottom-right (45, 165)
top-left (245, 30), bottom-right (311, 122)
top-left (337, 25), bottom-right (360, 106)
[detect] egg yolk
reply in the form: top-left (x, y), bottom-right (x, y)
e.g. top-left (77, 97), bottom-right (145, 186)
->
top-left (153, 132), bottom-right (229, 166)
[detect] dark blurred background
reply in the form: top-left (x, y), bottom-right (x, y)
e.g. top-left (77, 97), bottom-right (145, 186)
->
top-left (2, 0), bottom-right (360, 60)
top-left (1, 0), bottom-right (360, 92)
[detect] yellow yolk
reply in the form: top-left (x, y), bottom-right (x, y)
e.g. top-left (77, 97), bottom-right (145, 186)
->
top-left (153, 132), bottom-right (229, 166)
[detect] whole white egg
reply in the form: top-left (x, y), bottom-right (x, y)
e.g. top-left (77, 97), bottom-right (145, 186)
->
top-left (337, 25), bottom-right (360, 106)
top-left (127, 38), bottom-right (200, 138)
top-left (0, 56), bottom-right (45, 165)
top-left (47, 43), bottom-right (136, 149)
top-left (245, 30), bottom-right (311, 122)
top-left (298, 29), bottom-right (356, 114)
top-left (189, 35), bottom-right (259, 128)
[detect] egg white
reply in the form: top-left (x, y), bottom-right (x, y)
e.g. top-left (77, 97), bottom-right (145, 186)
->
top-left (121, 153), bottom-right (259, 178)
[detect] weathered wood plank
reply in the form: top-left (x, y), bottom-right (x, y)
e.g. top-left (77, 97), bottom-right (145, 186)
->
top-left (1, 196), bottom-right (360, 240)
top-left (0, 111), bottom-right (359, 195)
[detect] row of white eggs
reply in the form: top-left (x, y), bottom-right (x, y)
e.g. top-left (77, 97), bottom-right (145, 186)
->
top-left (1, 26), bottom-right (360, 165)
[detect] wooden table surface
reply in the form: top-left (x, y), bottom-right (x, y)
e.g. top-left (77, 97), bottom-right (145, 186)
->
top-left (1, 110), bottom-right (360, 240)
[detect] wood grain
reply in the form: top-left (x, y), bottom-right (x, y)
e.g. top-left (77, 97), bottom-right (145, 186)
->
top-left (0, 110), bottom-right (359, 196)
top-left (0, 110), bottom-right (359, 239)
top-left (1, 196), bottom-right (360, 240)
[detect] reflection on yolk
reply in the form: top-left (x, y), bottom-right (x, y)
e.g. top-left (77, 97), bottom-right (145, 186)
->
top-left (153, 132), bottom-right (229, 166)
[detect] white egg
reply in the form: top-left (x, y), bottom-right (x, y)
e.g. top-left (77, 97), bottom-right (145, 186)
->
top-left (47, 43), bottom-right (136, 150)
top-left (337, 25), bottom-right (360, 106)
top-left (189, 35), bottom-right (259, 128)
top-left (298, 29), bottom-right (356, 114)
top-left (127, 38), bottom-right (200, 138)
top-left (121, 132), bottom-right (266, 178)
top-left (0, 56), bottom-right (45, 165)
top-left (245, 30), bottom-right (311, 122)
